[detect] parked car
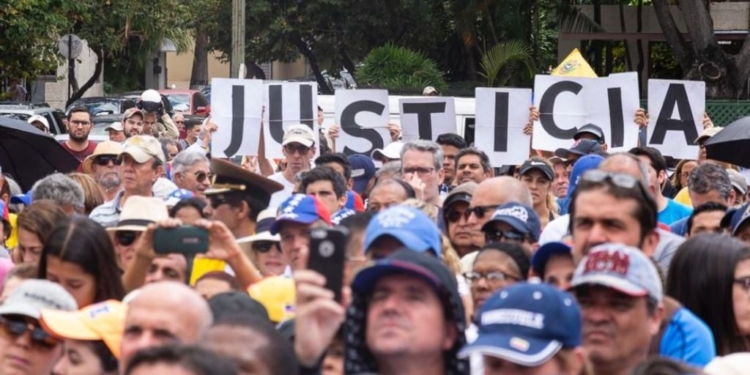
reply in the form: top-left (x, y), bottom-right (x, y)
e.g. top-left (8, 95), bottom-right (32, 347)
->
top-left (159, 89), bottom-right (210, 117)
top-left (0, 102), bottom-right (67, 135)
top-left (65, 96), bottom-right (135, 117)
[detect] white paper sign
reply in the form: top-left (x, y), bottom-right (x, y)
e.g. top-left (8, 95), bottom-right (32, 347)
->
top-left (399, 97), bottom-right (456, 141)
top-left (475, 88), bottom-right (532, 166)
top-left (210, 78), bottom-right (264, 158)
top-left (532, 73), bottom-right (640, 153)
top-left (647, 79), bottom-right (705, 159)
top-left (334, 89), bottom-right (390, 156)
top-left (263, 82), bottom-right (319, 159)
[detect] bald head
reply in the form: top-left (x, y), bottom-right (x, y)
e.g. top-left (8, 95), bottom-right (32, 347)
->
top-left (467, 177), bottom-right (532, 247)
top-left (120, 282), bottom-right (213, 371)
top-left (599, 153), bottom-right (649, 185)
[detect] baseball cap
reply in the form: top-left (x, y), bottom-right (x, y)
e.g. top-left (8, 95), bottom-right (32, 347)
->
top-left (481, 203), bottom-right (542, 242)
top-left (122, 107), bottom-right (144, 121)
top-left (270, 194), bottom-right (332, 235)
top-left (0, 280), bottom-right (77, 319)
top-left (82, 141), bottom-right (124, 174)
top-left (164, 189), bottom-right (195, 207)
top-left (727, 169), bottom-right (748, 196)
top-left (423, 86), bottom-right (438, 95)
top-left (27, 115), bottom-right (49, 130)
top-left (348, 154), bottom-right (376, 195)
top-left (519, 159), bottom-right (554, 180)
top-left (282, 124), bottom-right (315, 147)
top-left (236, 208), bottom-right (279, 244)
top-left (554, 139), bottom-right (602, 159)
top-left (10, 190), bottom-right (32, 206)
top-left (565, 154), bottom-right (605, 197)
top-left (574, 124), bottom-right (605, 144)
top-left (105, 122), bottom-right (124, 132)
top-left (443, 182), bottom-right (477, 209)
top-left (721, 203), bottom-right (750, 235)
top-left (207, 291), bottom-right (269, 323)
top-left (458, 282), bottom-right (582, 366)
top-left (247, 276), bottom-right (296, 323)
top-left (571, 243), bottom-right (663, 301)
top-left (40, 300), bottom-right (126, 358)
top-left (371, 141), bottom-right (403, 162)
top-left (352, 248), bottom-right (456, 297)
top-left (531, 242), bottom-right (572, 276)
top-left (695, 127), bottom-right (722, 143)
top-left (363, 205), bottom-right (442, 258)
top-left (120, 135), bottom-right (166, 164)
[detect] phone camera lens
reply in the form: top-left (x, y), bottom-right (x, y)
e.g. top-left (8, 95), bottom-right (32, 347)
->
top-left (320, 241), bottom-right (334, 257)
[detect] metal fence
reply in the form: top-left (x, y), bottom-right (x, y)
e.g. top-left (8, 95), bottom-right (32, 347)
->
top-left (640, 100), bottom-right (750, 128)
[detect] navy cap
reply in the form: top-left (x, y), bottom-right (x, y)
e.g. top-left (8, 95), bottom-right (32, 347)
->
top-left (10, 190), bottom-right (32, 206)
top-left (347, 154), bottom-right (376, 195)
top-left (482, 203), bottom-right (542, 242)
top-left (722, 203), bottom-right (750, 235)
top-left (519, 160), bottom-right (554, 181)
top-left (554, 139), bottom-right (602, 159)
top-left (364, 206), bottom-right (442, 258)
top-left (574, 124), bottom-right (606, 144)
top-left (531, 242), bottom-right (572, 276)
top-left (458, 282), bottom-right (582, 366)
top-left (352, 248), bottom-right (456, 297)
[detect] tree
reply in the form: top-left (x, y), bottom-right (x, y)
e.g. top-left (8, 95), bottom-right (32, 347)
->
top-left (479, 41), bottom-right (536, 87)
top-left (357, 44), bottom-right (447, 93)
top-left (653, 0), bottom-right (750, 99)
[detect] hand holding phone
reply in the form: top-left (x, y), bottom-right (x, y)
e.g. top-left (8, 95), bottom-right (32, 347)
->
top-left (153, 225), bottom-right (209, 255)
top-left (308, 227), bottom-right (349, 303)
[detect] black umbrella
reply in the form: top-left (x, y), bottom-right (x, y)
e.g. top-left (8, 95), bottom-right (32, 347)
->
top-left (0, 117), bottom-right (81, 191)
top-left (704, 116), bottom-right (750, 168)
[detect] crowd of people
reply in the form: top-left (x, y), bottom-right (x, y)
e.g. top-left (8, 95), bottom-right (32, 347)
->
top-left (0, 88), bottom-right (748, 375)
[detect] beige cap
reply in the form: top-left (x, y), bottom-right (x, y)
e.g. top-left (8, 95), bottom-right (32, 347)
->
top-left (727, 169), bottom-right (747, 196)
top-left (695, 127), bottom-right (722, 143)
top-left (82, 141), bottom-right (124, 174)
top-left (423, 86), bottom-right (438, 95)
top-left (120, 135), bottom-right (165, 164)
top-left (282, 124), bottom-right (315, 147)
top-left (105, 122), bottom-right (124, 132)
top-left (107, 196), bottom-right (169, 232)
top-left (122, 108), bottom-right (144, 122)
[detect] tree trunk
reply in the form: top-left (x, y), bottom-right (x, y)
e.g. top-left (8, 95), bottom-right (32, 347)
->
top-left (66, 49), bottom-right (103, 109)
top-left (652, 0), bottom-right (690, 71)
top-left (245, 60), bottom-right (266, 80)
top-left (339, 47), bottom-right (357, 78)
top-left (292, 37), bottom-right (332, 95)
top-left (190, 31), bottom-right (209, 88)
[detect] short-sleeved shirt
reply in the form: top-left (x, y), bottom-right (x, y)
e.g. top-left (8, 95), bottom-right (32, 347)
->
top-left (268, 172), bottom-right (295, 208)
top-left (658, 199), bottom-right (692, 226)
top-left (89, 191), bottom-right (125, 228)
top-left (60, 140), bottom-right (98, 172)
top-left (660, 307), bottom-right (716, 368)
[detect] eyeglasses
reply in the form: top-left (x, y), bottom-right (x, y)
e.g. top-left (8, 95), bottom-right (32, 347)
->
top-left (463, 271), bottom-right (519, 284)
top-left (0, 316), bottom-right (60, 350)
top-left (579, 169), bottom-right (651, 202)
top-left (466, 204), bottom-right (500, 220)
top-left (284, 144), bottom-right (310, 155)
top-left (734, 277), bottom-right (750, 294)
top-left (70, 120), bottom-right (91, 126)
top-left (115, 231), bottom-right (140, 246)
top-left (445, 209), bottom-right (469, 223)
top-left (252, 241), bottom-right (280, 253)
top-left (485, 230), bottom-right (528, 244)
top-left (402, 167), bottom-right (435, 176)
top-left (94, 155), bottom-right (121, 166)
top-left (195, 171), bottom-right (214, 183)
top-left (175, 121), bottom-right (184, 124)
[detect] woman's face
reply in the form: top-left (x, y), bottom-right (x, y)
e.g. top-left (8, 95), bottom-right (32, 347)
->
top-left (45, 256), bottom-right (97, 308)
top-left (113, 231), bottom-right (142, 270)
top-left (17, 228), bottom-right (44, 264)
top-left (733, 258), bottom-right (750, 336)
top-left (680, 161), bottom-right (697, 187)
top-left (53, 340), bottom-right (109, 375)
top-left (469, 250), bottom-right (522, 312)
top-left (253, 241), bottom-right (289, 277)
top-left (520, 170), bottom-right (551, 207)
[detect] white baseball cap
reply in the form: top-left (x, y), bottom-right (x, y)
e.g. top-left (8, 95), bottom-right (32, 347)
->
top-left (28, 115), bottom-right (49, 130)
top-left (371, 141), bottom-right (404, 161)
top-left (282, 125), bottom-right (315, 147)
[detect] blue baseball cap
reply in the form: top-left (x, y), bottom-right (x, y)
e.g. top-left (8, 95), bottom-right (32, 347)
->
top-left (531, 242), bottom-right (572, 276)
top-left (481, 203), bottom-right (541, 242)
top-left (458, 282), bottom-right (581, 366)
top-left (10, 190), bottom-right (32, 206)
top-left (270, 194), bottom-right (332, 235)
top-left (363, 206), bottom-right (442, 258)
top-left (722, 203), bottom-right (750, 235)
top-left (347, 154), bottom-right (376, 195)
top-left (164, 189), bottom-right (195, 207)
top-left (566, 154), bottom-right (604, 197)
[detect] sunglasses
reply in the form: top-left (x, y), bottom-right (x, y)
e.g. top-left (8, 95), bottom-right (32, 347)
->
top-left (195, 171), bottom-right (214, 183)
top-left (485, 229), bottom-right (528, 244)
top-left (115, 231), bottom-right (140, 246)
top-left (466, 205), bottom-right (500, 220)
top-left (252, 241), bottom-right (280, 253)
top-left (445, 209), bottom-right (469, 223)
top-left (94, 155), bottom-right (121, 166)
top-left (0, 316), bottom-right (60, 350)
top-left (208, 194), bottom-right (233, 209)
top-left (284, 144), bottom-right (310, 155)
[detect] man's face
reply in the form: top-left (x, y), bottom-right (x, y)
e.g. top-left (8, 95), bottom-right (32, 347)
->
top-left (124, 115), bottom-right (144, 136)
top-left (108, 130), bottom-right (126, 142)
top-left (634, 156), bottom-right (660, 198)
top-left (571, 188), bottom-right (655, 263)
top-left (114, 230), bottom-right (142, 270)
top-left (456, 154), bottom-right (489, 184)
top-left (143, 113), bottom-right (157, 134)
top-left (735, 221), bottom-right (750, 244)
top-left (282, 142), bottom-right (313, 174)
top-left (0, 315), bottom-right (62, 375)
top-left (366, 236), bottom-right (405, 260)
top-left (484, 221), bottom-right (536, 255)
top-left (733, 259), bottom-right (750, 337)
top-left (67, 112), bottom-right (92, 142)
top-left (177, 161), bottom-right (211, 196)
top-left (367, 183), bottom-right (407, 213)
top-left (305, 180), bottom-right (344, 216)
top-left (552, 163), bottom-right (571, 198)
top-left (278, 221), bottom-right (313, 270)
top-left (689, 189), bottom-right (728, 209)
top-left (144, 255), bottom-right (187, 284)
top-left (120, 154), bottom-right (160, 193)
top-left (166, 144), bottom-right (179, 162)
top-left (402, 149), bottom-right (443, 203)
top-left (575, 286), bottom-right (661, 370)
top-left (366, 274), bottom-right (456, 361)
top-left (91, 154), bottom-right (121, 190)
top-left (466, 187), bottom-right (503, 249)
top-left (445, 202), bottom-right (473, 253)
top-left (188, 125), bottom-right (202, 139)
top-left (31, 122), bottom-right (47, 133)
top-left (204, 325), bottom-right (273, 375)
top-left (253, 242), bottom-right (290, 277)
top-left (317, 109), bottom-right (325, 126)
top-left (174, 116), bottom-right (185, 131)
top-left (440, 145), bottom-right (460, 184)
top-left (688, 210), bottom-right (725, 237)
top-left (543, 254), bottom-right (575, 291)
top-left (698, 140), bottom-right (708, 161)
top-left (206, 196), bottom-right (242, 234)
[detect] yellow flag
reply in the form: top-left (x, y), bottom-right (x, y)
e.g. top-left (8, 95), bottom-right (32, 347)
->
top-left (551, 49), bottom-right (598, 78)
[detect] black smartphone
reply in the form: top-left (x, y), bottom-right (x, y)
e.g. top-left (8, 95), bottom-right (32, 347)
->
top-left (308, 227), bottom-right (349, 303)
top-left (153, 226), bottom-right (209, 255)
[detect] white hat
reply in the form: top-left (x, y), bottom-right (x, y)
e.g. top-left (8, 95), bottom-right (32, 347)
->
top-left (282, 124), bottom-right (315, 147)
top-left (0, 280), bottom-right (77, 319)
top-left (105, 122), bottom-right (124, 132)
top-left (236, 208), bottom-right (280, 244)
top-left (121, 135), bottom-right (166, 165)
top-left (422, 86), bottom-right (438, 95)
top-left (107, 196), bottom-right (169, 232)
top-left (371, 141), bottom-right (403, 161)
top-left (28, 115), bottom-right (49, 130)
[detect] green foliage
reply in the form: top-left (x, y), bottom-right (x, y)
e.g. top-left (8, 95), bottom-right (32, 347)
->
top-left (479, 41), bottom-right (536, 87)
top-left (357, 44), bottom-right (447, 92)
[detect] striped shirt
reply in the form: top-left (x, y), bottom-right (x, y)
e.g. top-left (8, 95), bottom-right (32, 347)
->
top-left (89, 191), bottom-right (125, 228)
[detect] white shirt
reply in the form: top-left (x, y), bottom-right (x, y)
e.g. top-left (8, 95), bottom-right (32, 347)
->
top-left (268, 172), bottom-right (295, 208)
top-left (539, 214), bottom-right (570, 245)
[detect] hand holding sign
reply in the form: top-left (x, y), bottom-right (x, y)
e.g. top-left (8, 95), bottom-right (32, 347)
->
top-left (210, 78), bottom-right (264, 158)
top-left (646, 79), bottom-right (705, 159)
top-left (263, 82), bottom-right (319, 159)
top-left (475, 88), bottom-right (532, 167)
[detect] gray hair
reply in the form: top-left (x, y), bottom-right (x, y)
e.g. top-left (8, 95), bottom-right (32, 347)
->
top-left (400, 140), bottom-right (444, 170)
top-left (376, 161), bottom-right (402, 180)
top-left (689, 163), bottom-right (732, 199)
top-left (160, 137), bottom-right (178, 149)
top-left (172, 151), bottom-right (209, 174)
top-left (31, 173), bottom-right (85, 212)
top-left (3, 174), bottom-right (22, 212)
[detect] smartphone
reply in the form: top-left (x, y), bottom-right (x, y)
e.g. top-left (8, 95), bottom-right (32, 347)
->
top-left (154, 226), bottom-right (209, 255)
top-left (308, 227), bottom-right (349, 303)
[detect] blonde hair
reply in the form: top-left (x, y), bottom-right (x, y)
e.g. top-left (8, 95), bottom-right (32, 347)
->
top-left (528, 157), bottom-right (559, 217)
top-left (67, 173), bottom-right (105, 215)
top-left (399, 199), bottom-right (460, 273)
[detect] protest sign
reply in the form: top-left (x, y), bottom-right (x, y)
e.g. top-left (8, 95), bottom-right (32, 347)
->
top-left (647, 79), bottom-right (705, 160)
top-left (532, 72), bottom-right (640, 153)
top-left (334, 89), bottom-right (390, 156)
top-left (399, 97), bottom-right (456, 141)
top-left (475, 88), bottom-right (532, 166)
top-left (210, 78), bottom-right (264, 158)
top-left (263, 82), bottom-right (319, 159)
